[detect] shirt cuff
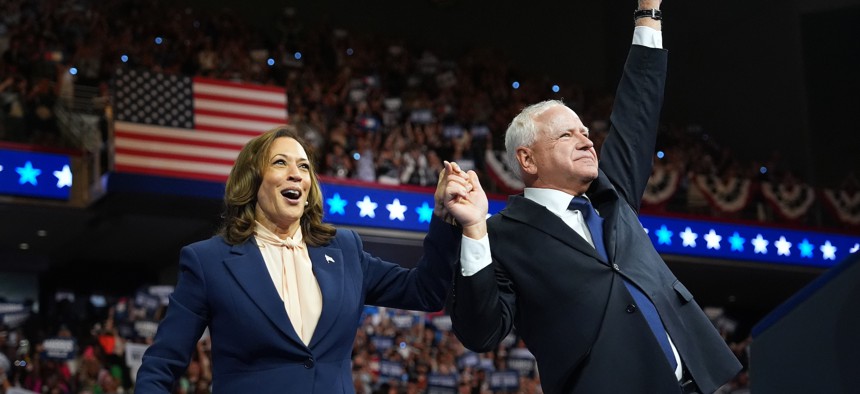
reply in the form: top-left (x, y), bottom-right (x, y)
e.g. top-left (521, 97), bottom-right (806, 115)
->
top-left (460, 234), bottom-right (492, 276)
top-left (633, 26), bottom-right (663, 49)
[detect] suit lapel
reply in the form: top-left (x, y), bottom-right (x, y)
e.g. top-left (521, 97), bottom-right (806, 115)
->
top-left (222, 240), bottom-right (305, 349)
top-left (501, 195), bottom-right (605, 262)
top-left (307, 245), bottom-right (344, 348)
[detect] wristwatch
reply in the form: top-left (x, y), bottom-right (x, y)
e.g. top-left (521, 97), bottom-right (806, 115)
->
top-left (633, 9), bottom-right (662, 21)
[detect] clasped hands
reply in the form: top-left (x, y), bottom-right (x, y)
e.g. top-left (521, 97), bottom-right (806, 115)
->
top-left (434, 161), bottom-right (488, 240)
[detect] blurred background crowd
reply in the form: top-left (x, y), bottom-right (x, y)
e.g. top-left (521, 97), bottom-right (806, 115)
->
top-left (1, 0), bottom-right (856, 393)
top-left (1, 0), bottom-right (857, 230)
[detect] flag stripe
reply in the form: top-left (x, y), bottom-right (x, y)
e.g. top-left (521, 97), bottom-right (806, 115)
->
top-left (193, 79), bottom-right (286, 104)
top-left (114, 130), bottom-right (246, 151)
top-left (114, 122), bottom-right (255, 146)
top-left (193, 76), bottom-right (286, 94)
top-left (194, 108), bottom-right (287, 125)
top-left (115, 164), bottom-right (230, 183)
top-left (194, 114), bottom-right (284, 134)
top-left (116, 153), bottom-right (234, 178)
top-left (114, 141), bottom-right (241, 163)
top-left (195, 95), bottom-right (286, 113)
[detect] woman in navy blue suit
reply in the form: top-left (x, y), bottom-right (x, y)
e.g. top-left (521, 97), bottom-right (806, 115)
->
top-left (134, 125), bottom-right (488, 393)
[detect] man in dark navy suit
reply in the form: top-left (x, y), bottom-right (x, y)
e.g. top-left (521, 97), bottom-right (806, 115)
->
top-left (446, 1), bottom-right (742, 393)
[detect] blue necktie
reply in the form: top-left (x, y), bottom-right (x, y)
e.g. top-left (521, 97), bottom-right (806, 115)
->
top-left (569, 196), bottom-right (678, 370)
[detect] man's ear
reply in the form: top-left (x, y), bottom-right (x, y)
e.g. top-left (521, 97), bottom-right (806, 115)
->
top-left (517, 147), bottom-right (538, 175)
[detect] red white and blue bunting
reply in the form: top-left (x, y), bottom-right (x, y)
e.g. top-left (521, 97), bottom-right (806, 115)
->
top-left (821, 189), bottom-right (860, 225)
top-left (643, 167), bottom-right (681, 206)
top-left (485, 150), bottom-right (524, 194)
top-left (761, 182), bottom-right (816, 220)
top-left (693, 174), bottom-right (753, 213)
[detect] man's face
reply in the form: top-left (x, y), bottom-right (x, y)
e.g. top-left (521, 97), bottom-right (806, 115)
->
top-left (526, 105), bottom-right (598, 195)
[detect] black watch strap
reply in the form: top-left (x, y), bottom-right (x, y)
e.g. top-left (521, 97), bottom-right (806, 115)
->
top-left (633, 9), bottom-right (662, 21)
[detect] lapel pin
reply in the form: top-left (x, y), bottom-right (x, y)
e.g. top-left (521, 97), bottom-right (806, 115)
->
top-left (325, 254), bottom-right (335, 263)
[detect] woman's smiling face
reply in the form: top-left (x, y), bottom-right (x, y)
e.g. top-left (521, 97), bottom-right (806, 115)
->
top-left (254, 137), bottom-right (312, 238)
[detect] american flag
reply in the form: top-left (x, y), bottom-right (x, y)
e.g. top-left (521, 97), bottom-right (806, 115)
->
top-left (112, 69), bottom-right (288, 182)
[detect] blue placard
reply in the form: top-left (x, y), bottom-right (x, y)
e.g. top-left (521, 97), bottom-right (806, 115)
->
top-left (371, 335), bottom-right (394, 352)
top-left (427, 373), bottom-right (458, 393)
top-left (41, 337), bottom-right (77, 360)
top-left (488, 370), bottom-right (520, 391)
top-left (0, 149), bottom-right (73, 200)
top-left (378, 360), bottom-right (404, 379)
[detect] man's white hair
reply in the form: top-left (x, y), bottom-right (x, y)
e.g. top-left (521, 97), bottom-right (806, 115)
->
top-left (504, 99), bottom-right (567, 180)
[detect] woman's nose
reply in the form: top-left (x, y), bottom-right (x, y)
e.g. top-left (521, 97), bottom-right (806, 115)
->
top-left (287, 165), bottom-right (303, 180)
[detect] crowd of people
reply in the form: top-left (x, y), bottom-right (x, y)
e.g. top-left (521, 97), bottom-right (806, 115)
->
top-left (0, 289), bottom-right (752, 393)
top-left (1, 0), bottom-right (856, 230)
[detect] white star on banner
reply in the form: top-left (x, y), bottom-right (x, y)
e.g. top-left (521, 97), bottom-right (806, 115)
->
top-left (53, 165), bottom-right (73, 188)
top-left (356, 196), bottom-right (378, 218)
top-left (774, 236), bottom-right (792, 256)
top-left (386, 198), bottom-right (408, 221)
top-left (752, 234), bottom-right (769, 254)
top-left (704, 229), bottom-right (722, 250)
top-left (680, 227), bottom-right (698, 248)
top-left (820, 241), bottom-right (837, 260)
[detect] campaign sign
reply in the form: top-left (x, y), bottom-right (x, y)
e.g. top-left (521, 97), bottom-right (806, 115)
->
top-left (378, 360), bottom-right (404, 380)
top-left (478, 357), bottom-right (496, 372)
top-left (457, 351), bottom-right (480, 369)
top-left (134, 290), bottom-right (161, 315)
top-left (507, 355), bottom-right (536, 377)
top-left (391, 313), bottom-right (415, 329)
top-left (0, 303), bottom-right (29, 329)
top-left (507, 347), bottom-right (536, 376)
top-left (488, 370), bottom-right (520, 392)
top-left (431, 315), bottom-right (452, 331)
top-left (125, 342), bottom-right (149, 376)
top-left (134, 320), bottom-right (160, 339)
top-left (42, 337), bottom-right (76, 360)
top-left (427, 372), bottom-right (458, 394)
top-left (147, 285), bottom-right (174, 305)
top-left (371, 335), bottom-right (394, 352)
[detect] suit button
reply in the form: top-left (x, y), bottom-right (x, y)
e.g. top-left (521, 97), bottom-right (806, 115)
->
top-left (626, 304), bottom-right (637, 313)
top-left (303, 358), bottom-right (315, 368)
top-left (612, 263), bottom-right (620, 271)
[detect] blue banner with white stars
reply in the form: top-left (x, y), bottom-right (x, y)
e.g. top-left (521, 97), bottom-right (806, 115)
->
top-left (640, 216), bottom-right (858, 268)
top-left (321, 182), bottom-right (507, 232)
top-left (320, 181), bottom-right (859, 268)
top-left (107, 173), bottom-right (860, 269)
top-left (0, 149), bottom-right (73, 200)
